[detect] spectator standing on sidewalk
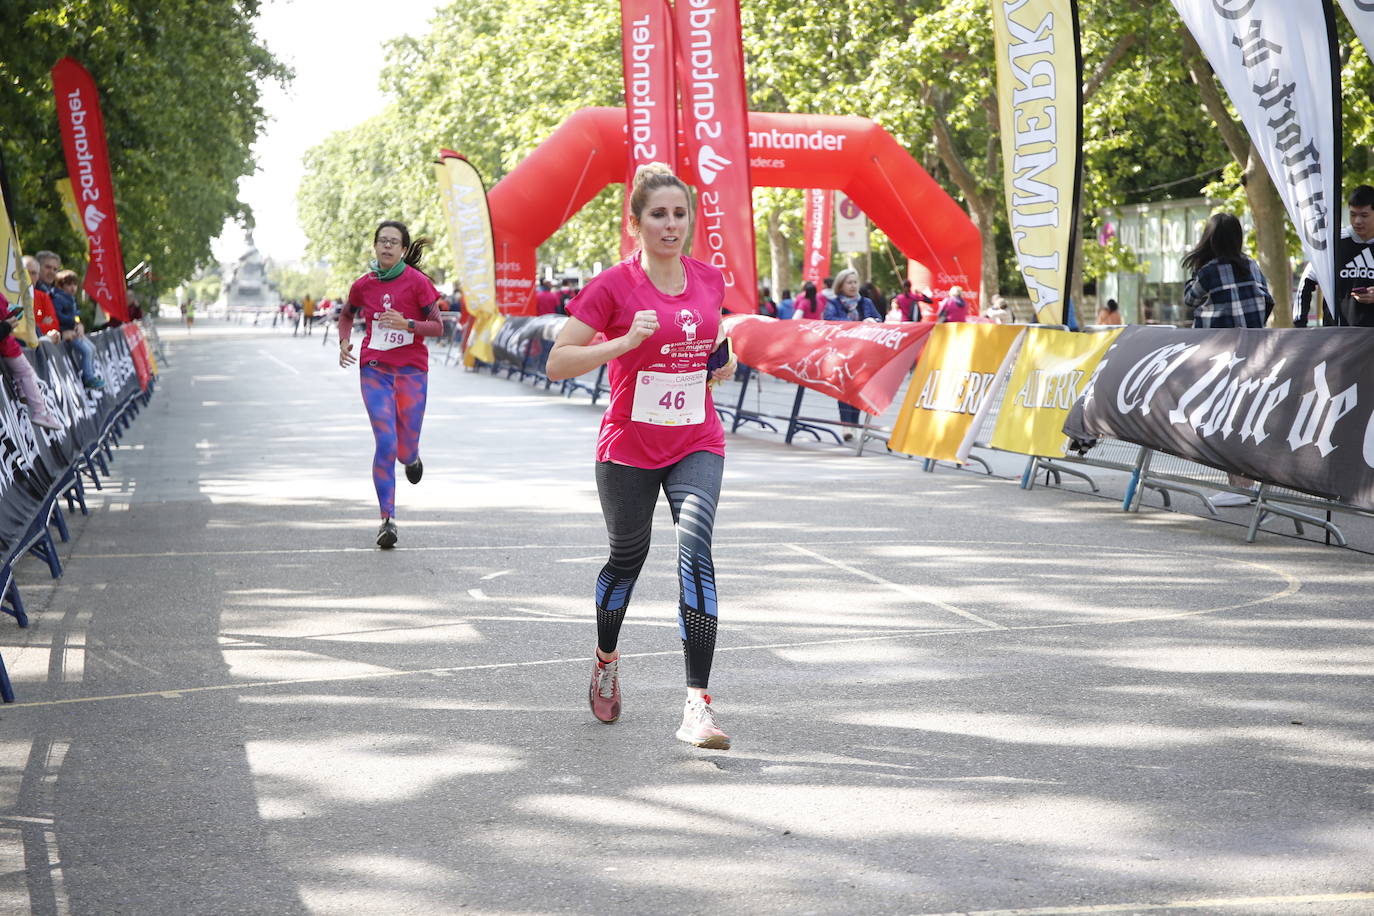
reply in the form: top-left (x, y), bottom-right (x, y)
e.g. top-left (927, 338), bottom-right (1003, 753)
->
top-left (823, 268), bottom-right (881, 439)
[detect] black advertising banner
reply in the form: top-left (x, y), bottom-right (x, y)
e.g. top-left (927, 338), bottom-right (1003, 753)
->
top-left (1, 329), bottom-right (143, 557)
top-left (1066, 326), bottom-right (1374, 509)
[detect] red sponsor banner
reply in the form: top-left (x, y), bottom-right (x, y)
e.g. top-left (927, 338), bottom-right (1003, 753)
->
top-left (723, 314), bottom-right (934, 414)
top-left (51, 58), bottom-right (128, 322)
top-left (620, 0), bottom-right (677, 258)
top-left (121, 322), bottom-right (150, 391)
top-left (802, 188), bottom-right (832, 284)
top-left (674, 0), bottom-right (756, 314)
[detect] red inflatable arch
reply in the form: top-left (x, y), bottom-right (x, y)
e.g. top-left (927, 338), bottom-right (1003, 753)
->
top-left (487, 106), bottom-right (981, 314)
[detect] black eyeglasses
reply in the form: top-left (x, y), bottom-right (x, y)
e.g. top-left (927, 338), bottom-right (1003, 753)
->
top-left (376, 238), bottom-right (405, 248)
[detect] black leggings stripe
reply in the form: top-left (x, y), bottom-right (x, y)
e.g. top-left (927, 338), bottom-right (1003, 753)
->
top-left (593, 451), bottom-right (724, 689)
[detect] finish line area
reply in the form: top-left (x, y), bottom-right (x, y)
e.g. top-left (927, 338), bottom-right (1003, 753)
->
top-left (1, 323), bottom-right (1370, 915)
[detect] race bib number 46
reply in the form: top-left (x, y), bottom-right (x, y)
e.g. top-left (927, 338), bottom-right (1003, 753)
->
top-left (630, 370), bottom-right (706, 426)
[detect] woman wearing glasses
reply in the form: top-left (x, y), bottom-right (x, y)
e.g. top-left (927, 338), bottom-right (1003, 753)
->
top-left (338, 220), bottom-right (445, 548)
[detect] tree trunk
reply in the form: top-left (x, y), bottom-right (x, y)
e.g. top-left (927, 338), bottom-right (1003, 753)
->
top-left (766, 207), bottom-right (792, 299)
top-left (928, 91), bottom-right (1000, 303)
top-left (1244, 153), bottom-right (1293, 327)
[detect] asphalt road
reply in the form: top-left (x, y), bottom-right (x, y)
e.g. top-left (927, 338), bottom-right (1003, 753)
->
top-left (1, 319), bottom-right (1371, 915)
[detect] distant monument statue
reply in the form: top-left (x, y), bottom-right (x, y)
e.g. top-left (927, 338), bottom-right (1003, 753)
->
top-left (224, 229), bottom-right (278, 311)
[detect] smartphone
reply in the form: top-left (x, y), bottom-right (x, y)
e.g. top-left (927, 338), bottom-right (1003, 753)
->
top-left (706, 337), bottom-right (733, 373)
top-left (1353, 287), bottom-right (1371, 295)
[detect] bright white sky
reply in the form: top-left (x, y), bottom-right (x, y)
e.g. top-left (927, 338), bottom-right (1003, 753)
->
top-left (211, 0), bottom-right (444, 266)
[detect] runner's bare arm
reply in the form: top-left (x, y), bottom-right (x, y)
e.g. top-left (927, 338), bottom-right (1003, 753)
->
top-left (547, 312), bottom-right (656, 381)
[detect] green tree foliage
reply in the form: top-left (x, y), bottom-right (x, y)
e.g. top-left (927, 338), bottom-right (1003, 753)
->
top-left (297, 0), bottom-right (1373, 308)
top-left (0, 1), bottom-right (288, 299)
top-left (268, 261), bottom-right (331, 303)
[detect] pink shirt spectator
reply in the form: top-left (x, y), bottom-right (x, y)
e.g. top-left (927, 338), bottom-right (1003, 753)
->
top-left (570, 255), bottom-right (726, 468)
top-left (939, 295), bottom-right (970, 323)
top-left (346, 266), bottom-right (443, 371)
top-left (535, 289), bottom-right (561, 315)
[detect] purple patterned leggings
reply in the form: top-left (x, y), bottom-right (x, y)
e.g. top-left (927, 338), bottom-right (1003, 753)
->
top-left (360, 362), bottom-right (427, 518)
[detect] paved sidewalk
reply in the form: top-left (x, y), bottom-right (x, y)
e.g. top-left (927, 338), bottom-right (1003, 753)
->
top-left (1, 321), bottom-right (1371, 915)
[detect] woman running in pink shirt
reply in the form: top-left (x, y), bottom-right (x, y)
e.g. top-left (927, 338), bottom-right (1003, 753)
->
top-left (547, 163), bottom-right (737, 749)
top-left (338, 221), bottom-right (445, 549)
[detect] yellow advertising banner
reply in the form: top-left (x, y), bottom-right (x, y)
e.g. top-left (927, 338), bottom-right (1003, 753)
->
top-left (439, 155), bottom-right (497, 318)
top-left (55, 178), bottom-right (84, 239)
top-left (888, 323), bottom-right (1026, 463)
top-left (0, 191), bottom-right (37, 346)
top-left (991, 0), bottom-right (1081, 324)
top-left (989, 326), bottom-right (1122, 457)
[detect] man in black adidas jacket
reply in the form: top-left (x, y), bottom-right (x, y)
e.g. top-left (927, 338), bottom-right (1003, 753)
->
top-left (1296, 184), bottom-right (1374, 327)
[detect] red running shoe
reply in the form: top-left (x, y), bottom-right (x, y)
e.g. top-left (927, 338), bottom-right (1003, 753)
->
top-left (589, 655), bottom-right (621, 723)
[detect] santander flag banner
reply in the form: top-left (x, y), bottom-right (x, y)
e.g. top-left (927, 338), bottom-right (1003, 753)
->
top-left (1337, 0), bottom-right (1374, 64)
top-left (675, 0), bottom-right (757, 313)
top-left (52, 58), bottom-right (128, 322)
top-left (621, 0), bottom-right (677, 257)
top-left (802, 189), bottom-right (832, 284)
top-left (723, 314), bottom-right (935, 414)
top-left (991, 0), bottom-right (1082, 325)
top-left (1170, 0), bottom-right (1342, 309)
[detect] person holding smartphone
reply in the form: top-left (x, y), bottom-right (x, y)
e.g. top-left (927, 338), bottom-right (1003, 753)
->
top-left (547, 162), bottom-right (737, 750)
top-left (338, 220), bottom-right (445, 549)
top-left (1295, 185), bottom-right (1374, 327)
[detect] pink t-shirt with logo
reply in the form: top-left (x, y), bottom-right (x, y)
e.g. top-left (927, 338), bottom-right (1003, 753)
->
top-left (347, 266), bottom-right (442, 371)
top-left (570, 255), bottom-right (726, 468)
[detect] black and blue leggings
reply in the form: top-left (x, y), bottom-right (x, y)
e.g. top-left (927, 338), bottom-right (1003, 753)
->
top-left (593, 451), bottom-right (723, 689)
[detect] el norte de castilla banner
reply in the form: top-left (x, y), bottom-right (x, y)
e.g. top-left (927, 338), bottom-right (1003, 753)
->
top-left (1065, 326), bottom-right (1374, 511)
top-left (1169, 0), bottom-right (1342, 307)
top-left (992, 0), bottom-right (1082, 325)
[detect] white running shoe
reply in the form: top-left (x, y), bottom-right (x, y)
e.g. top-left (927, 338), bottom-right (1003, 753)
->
top-left (1210, 491), bottom-right (1253, 508)
top-left (676, 694), bottom-right (730, 749)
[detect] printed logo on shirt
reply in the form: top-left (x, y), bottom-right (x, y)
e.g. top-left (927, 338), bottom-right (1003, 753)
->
top-left (1338, 247), bottom-right (1374, 281)
top-left (675, 308), bottom-right (702, 341)
top-left (382, 293), bottom-right (393, 310)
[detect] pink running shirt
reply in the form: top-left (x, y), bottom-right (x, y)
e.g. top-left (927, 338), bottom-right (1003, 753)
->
top-left (570, 255), bottom-right (726, 468)
top-left (347, 266), bottom-right (442, 371)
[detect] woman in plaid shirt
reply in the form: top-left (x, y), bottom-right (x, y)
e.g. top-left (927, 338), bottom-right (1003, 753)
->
top-left (1182, 213), bottom-right (1275, 329)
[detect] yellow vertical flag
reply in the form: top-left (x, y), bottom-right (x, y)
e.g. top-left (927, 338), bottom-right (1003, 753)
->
top-left (55, 178), bottom-right (85, 238)
top-left (991, 0), bottom-right (1082, 324)
top-left (1, 192), bottom-right (37, 347)
top-left (435, 153), bottom-right (499, 366)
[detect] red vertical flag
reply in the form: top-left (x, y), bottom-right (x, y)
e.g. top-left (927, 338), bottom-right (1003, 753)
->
top-left (674, 0), bottom-right (757, 313)
top-left (802, 188), bottom-right (832, 285)
top-left (51, 57), bottom-right (128, 322)
top-left (621, 0), bottom-right (677, 257)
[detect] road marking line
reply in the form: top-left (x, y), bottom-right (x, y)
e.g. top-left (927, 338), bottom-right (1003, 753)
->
top-left (259, 350), bottom-right (300, 375)
top-left (784, 542), bottom-right (1006, 630)
top-left (908, 889), bottom-right (1374, 916)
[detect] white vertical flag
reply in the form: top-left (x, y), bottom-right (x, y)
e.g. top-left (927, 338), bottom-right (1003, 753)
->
top-left (1170, 0), bottom-right (1343, 307)
top-left (1337, 0), bottom-right (1374, 64)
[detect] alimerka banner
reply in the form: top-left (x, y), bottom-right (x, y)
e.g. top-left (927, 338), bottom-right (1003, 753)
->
top-left (888, 323), bottom-right (1027, 463)
top-left (990, 326), bottom-right (1121, 456)
top-left (435, 151), bottom-right (502, 365)
top-left (723, 315), bottom-right (934, 414)
top-left (52, 58), bottom-right (129, 322)
top-left (674, 0), bottom-right (757, 313)
top-left (991, 0), bottom-right (1082, 324)
top-left (802, 189), bottom-right (832, 285)
top-left (1065, 326), bottom-right (1374, 511)
top-left (620, 0), bottom-right (677, 257)
top-left (1169, 0), bottom-right (1342, 308)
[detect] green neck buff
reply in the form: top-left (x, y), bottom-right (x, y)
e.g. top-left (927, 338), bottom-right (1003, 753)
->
top-left (370, 258), bottom-right (407, 281)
